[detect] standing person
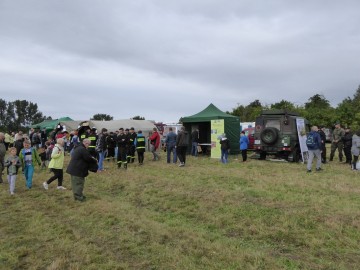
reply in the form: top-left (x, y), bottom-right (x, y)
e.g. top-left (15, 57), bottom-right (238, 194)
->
top-left (87, 128), bottom-right (98, 159)
top-left (191, 128), bottom-right (199, 156)
top-left (14, 133), bottom-right (24, 156)
top-left (4, 132), bottom-right (11, 150)
top-left (66, 138), bottom-right (98, 201)
top-left (96, 128), bottom-right (108, 172)
top-left (127, 127), bottom-right (137, 163)
top-left (351, 130), bottom-right (360, 170)
top-left (240, 131), bottom-right (249, 162)
top-left (175, 126), bottom-right (189, 167)
top-left (318, 126), bottom-right (327, 163)
top-left (4, 147), bottom-right (21, 195)
top-left (19, 139), bottom-right (41, 189)
top-left (135, 130), bottom-right (146, 165)
top-left (342, 127), bottom-right (353, 164)
top-left (165, 127), bottom-right (177, 164)
top-left (149, 127), bottom-right (161, 161)
top-left (220, 133), bottom-right (231, 164)
top-left (40, 128), bottom-right (47, 147)
top-left (329, 122), bottom-right (345, 162)
top-left (106, 132), bottom-right (116, 162)
top-left (116, 128), bottom-right (128, 169)
top-left (306, 126), bottom-right (323, 173)
top-left (0, 132), bottom-right (6, 183)
top-left (43, 138), bottom-right (66, 190)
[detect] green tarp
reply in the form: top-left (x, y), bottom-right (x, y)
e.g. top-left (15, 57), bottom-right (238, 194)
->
top-left (30, 117), bottom-right (73, 131)
top-left (181, 103), bottom-right (240, 154)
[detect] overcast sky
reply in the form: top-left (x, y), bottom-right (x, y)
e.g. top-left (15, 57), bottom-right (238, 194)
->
top-left (1, 1), bottom-right (360, 122)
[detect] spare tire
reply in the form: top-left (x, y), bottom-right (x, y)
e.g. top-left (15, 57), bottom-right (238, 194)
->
top-left (260, 127), bottom-right (278, 145)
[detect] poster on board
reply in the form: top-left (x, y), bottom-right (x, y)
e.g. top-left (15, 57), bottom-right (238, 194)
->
top-left (211, 119), bottom-right (224, 159)
top-left (296, 117), bottom-right (308, 163)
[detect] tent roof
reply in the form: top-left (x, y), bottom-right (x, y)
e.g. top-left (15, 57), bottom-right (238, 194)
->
top-left (31, 117), bottom-right (73, 129)
top-left (181, 103), bottom-right (238, 123)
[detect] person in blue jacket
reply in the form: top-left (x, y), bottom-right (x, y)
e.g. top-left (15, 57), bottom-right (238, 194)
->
top-left (239, 131), bottom-right (249, 162)
top-left (306, 126), bottom-right (323, 172)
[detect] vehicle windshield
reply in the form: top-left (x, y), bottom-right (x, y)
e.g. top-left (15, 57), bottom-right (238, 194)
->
top-left (265, 119), bottom-right (281, 130)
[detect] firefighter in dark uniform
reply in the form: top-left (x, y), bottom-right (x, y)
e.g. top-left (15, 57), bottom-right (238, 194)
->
top-left (127, 127), bottom-right (137, 163)
top-left (78, 122), bottom-right (91, 142)
top-left (88, 127), bottom-right (98, 159)
top-left (116, 128), bottom-right (128, 169)
top-left (135, 130), bottom-right (146, 165)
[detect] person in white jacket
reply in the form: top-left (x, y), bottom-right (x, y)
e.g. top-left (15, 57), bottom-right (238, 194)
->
top-left (351, 130), bottom-right (360, 170)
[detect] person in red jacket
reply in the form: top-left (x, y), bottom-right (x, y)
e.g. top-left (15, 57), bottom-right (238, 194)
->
top-left (149, 128), bottom-right (160, 161)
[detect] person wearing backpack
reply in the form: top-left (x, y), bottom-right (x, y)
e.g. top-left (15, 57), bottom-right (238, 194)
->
top-left (306, 126), bottom-right (323, 173)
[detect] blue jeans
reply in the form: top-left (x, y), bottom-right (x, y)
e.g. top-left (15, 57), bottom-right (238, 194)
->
top-left (98, 150), bottom-right (106, 170)
top-left (191, 142), bottom-right (198, 156)
top-left (24, 165), bottom-right (34, 188)
top-left (221, 149), bottom-right (229, 164)
top-left (167, 144), bottom-right (177, 163)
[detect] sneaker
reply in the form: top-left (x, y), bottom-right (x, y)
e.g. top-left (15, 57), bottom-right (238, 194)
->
top-left (179, 163), bottom-right (185, 167)
top-left (56, 186), bottom-right (67, 190)
top-left (307, 170), bottom-right (311, 173)
top-left (316, 168), bottom-right (323, 171)
top-left (43, 182), bottom-right (49, 190)
top-left (10, 192), bottom-right (15, 195)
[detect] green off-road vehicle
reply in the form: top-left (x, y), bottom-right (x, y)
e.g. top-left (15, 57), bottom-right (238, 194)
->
top-left (253, 110), bottom-right (310, 162)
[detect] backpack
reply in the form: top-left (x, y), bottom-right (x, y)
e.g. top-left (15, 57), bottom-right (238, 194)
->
top-left (306, 133), bottom-right (316, 148)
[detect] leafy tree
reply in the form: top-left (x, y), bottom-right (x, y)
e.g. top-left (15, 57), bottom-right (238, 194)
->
top-left (132, 115), bottom-right (145, 120)
top-left (305, 94), bottom-right (331, 110)
top-left (0, 99), bottom-right (47, 131)
top-left (229, 99), bottom-right (265, 122)
top-left (270, 100), bottom-right (296, 111)
top-left (91, 114), bottom-right (113, 121)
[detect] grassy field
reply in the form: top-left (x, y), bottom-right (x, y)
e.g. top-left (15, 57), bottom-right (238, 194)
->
top-left (0, 151), bottom-right (359, 270)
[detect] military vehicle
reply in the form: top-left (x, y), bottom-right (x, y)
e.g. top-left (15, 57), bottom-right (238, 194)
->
top-left (253, 110), bottom-right (310, 162)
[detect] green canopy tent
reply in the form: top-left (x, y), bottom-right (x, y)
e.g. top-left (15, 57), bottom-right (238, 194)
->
top-left (30, 117), bottom-right (73, 134)
top-left (181, 103), bottom-right (240, 154)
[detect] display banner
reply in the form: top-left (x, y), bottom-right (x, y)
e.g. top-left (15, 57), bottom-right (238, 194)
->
top-left (296, 118), bottom-right (308, 163)
top-left (211, 119), bottom-right (224, 159)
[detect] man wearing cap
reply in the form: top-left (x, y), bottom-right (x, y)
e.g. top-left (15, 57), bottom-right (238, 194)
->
top-left (329, 122), bottom-right (345, 162)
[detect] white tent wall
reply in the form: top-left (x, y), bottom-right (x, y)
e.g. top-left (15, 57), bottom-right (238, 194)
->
top-left (59, 120), bottom-right (157, 138)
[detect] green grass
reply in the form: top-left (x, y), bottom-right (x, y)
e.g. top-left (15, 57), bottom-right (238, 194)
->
top-left (1, 152), bottom-right (359, 270)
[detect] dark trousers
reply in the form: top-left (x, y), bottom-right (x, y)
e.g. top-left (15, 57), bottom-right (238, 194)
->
top-left (353, 155), bottom-right (359, 170)
top-left (241, 149), bottom-right (247, 161)
top-left (47, 168), bottom-right (63, 186)
top-left (137, 151), bottom-right (144, 164)
top-left (71, 175), bottom-right (85, 201)
top-left (344, 147), bottom-right (352, 163)
top-left (117, 147), bottom-right (127, 168)
top-left (127, 146), bottom-right (136, 163)
top-left (176, 146), bottom-right (187, 164)
top-left (321, 143), bottom-right (327, 163)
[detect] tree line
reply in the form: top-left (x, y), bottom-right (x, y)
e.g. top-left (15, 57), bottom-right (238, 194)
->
top-left (0, 99), bottom-right (50, 132)
top-left (227, 85), bottom-right (360, 130)
top-left (1, 86), bottom-right (359, 132)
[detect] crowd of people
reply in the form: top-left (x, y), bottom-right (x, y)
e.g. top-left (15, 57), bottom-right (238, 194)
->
top-left (306, 123), bottom-right (360, 172)
top-left (1, 121), bottom-right (359, 200)
top-left (0, 123), bottom-right (191, 200)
